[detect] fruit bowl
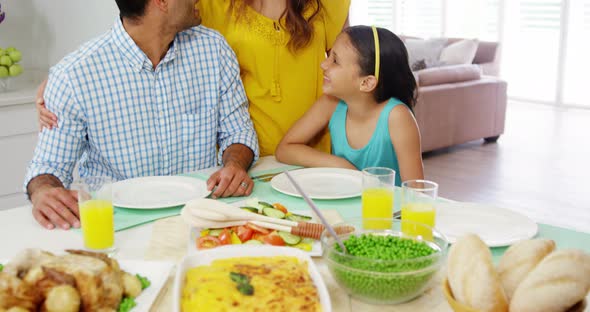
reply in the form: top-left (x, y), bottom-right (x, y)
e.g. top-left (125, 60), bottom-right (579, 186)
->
top-left (0, 46), bottom-right (24, 92)
top-left (321, 218), bottom-right (448, 304)
top-left (0, 76), bottom-right (13, 93)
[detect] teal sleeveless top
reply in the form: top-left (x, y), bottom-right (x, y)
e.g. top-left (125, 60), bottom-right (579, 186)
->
top-left (328, 98), bottom-right (404, 186)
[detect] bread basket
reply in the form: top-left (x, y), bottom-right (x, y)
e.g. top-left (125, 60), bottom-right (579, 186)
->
top-left (442, 278), bottom-right (588, 312)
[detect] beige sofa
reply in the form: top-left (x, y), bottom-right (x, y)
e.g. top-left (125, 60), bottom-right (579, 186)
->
top-left (406, 38), bottom-right (508, 152)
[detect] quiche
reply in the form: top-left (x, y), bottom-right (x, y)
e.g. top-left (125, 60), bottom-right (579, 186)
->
top-left (182, 256), bottom-right (322, 311)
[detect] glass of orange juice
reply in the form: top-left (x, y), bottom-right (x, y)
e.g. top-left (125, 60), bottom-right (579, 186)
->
top-left (361, 167), bottom-right (395, 229)
top-left (401, 180), bottom-right (438, 240)
top-left (75, 176), bottom-right (116, 253)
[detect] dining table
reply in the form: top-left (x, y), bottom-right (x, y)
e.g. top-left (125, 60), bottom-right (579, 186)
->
top-left (1, 156), bottom-right (589, 312)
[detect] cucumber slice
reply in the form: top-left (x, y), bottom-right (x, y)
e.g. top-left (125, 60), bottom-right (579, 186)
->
top-left (245, 198), bottom-right (264, 211)
top-left (240, 206), bottom-right (259, 213)
top-left (277, 231), bottom-right (302, 245)
top-left (208, 229), bottom-right (224, 237)
top-left (262, 207), bottom-right (286, 219)
top-left (285, 213), bottom-right (312, 222)
top-left (244, 239), bottom-right (263, 245)
top-left (258, 201), bottom-right (274, 208)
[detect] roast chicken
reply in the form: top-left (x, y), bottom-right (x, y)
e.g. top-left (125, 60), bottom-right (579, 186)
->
top-left (0, 249), bottom-right (138, 312)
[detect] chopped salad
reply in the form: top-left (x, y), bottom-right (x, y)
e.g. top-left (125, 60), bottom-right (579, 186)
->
top-left (195, 199), bottom-right (315, 251)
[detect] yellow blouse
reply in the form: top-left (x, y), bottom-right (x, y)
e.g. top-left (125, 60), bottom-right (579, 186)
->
top-left (199, 0), bottom-right (350, 156)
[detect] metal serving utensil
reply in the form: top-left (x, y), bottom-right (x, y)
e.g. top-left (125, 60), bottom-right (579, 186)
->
top-left (284, 170), bottom-right (347, 253)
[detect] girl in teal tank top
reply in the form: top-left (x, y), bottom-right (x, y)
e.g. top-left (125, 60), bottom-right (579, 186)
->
top-left (276, 26), bottom-right (424, 185)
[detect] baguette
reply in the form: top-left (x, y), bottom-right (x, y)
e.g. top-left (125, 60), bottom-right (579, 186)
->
top-left (510, 249), bottom-right (590, 312)
top-left (497, 239), bottom-right (556, 300)
top-left (447, 234), bottom-right (509, 312)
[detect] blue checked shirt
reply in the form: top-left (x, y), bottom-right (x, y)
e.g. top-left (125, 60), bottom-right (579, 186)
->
top-left (24, 18), bottom-right (259, 190)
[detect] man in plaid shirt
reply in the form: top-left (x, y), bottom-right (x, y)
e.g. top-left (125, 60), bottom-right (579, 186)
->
top-left (25, 0), bottom-right (259, 230)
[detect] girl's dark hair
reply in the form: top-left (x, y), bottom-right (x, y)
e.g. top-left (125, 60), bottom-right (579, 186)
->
top-left (344, 26), bottom-right (417, 109)
top-left (229, 0), bottom-right (322, 53)
top-left (115, 0), bottom-right (149, 19)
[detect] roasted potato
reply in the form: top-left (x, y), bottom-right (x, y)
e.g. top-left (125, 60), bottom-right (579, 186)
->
top-left (44, 285), bottom-right (80, 312)
top-left (122, 272), bottom-right (142, 298)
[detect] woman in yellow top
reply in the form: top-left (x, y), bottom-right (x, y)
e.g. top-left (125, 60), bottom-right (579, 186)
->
top-left (37, 0), bottom-right (351, 157)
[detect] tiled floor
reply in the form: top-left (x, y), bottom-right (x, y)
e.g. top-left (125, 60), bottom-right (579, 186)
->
top-left (423, 101), bottom-right (590, 233)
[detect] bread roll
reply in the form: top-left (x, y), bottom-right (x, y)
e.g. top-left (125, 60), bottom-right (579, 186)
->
top-left (447, 234), bottom-right (509, 312)
top-left (510, 249), bottom-right (590, 312)
top-left (497, 239), bottom-right (556, 300)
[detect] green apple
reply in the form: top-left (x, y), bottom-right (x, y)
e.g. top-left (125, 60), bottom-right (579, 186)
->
top-left (0, 48), bottom-right (5, 56)
top-left (5, 47), bottom-right (16, 53)
top-left (8, 50), bottom-right (21, 63)
top-left (0, 66), bottom-right (8, 78)
top-left (0, 55), bottom-right (13, 67)
top-left (8, 64), bottom-right (23, 77)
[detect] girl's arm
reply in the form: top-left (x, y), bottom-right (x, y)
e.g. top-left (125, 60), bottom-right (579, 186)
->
top-left (389, 105), bottom-right (425, 182)
top-left (275, 95), bottom-right (356, 169)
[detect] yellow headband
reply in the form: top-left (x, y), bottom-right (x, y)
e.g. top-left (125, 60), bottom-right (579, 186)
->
top-left (372, 26), bottom-right (380, 83)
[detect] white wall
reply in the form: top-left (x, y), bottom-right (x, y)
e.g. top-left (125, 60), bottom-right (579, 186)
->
top-left (0, 0), bottom-right (118, 71)
top-left (0, 1), bottom-right (117, 209)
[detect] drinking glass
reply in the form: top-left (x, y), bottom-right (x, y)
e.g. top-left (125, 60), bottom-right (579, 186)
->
top-left (401, 180), bottom-right (438, 240)
top-left (74, 176), bottom-right (116, 253)
top-left (361, 167), bottom-right (395, 229)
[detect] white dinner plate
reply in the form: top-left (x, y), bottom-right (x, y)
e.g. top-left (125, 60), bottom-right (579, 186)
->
top-left (113, 176), bottom-right (210, 209)
top-left (173, 245), bottom-right (331, 312)
top-left (0, 258), bottom-right (173, 311)
top-left (118, 260), bottom-right (174, 310)
top-left (435, 202), bottom-right (538, 247)
top-left (270, 168), bottom-right (362, 199)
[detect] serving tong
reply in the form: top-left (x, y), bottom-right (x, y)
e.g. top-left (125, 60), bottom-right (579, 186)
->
top-left (181, 198), bottom-right (352, 240)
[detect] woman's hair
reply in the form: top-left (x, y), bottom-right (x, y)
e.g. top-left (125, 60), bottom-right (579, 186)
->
top-left (115, 0), bottom-right (148, 19)
top-left (229, 0), bottom-right (322, 52)
top-left (344, 26), bottom-right (417, 109)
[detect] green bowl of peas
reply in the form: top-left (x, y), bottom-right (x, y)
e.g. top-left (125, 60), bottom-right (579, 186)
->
top-left (321, 218), bottom-right (449, 305)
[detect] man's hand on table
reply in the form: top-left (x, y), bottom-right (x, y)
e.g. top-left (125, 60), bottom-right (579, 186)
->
top-left (207, 144), bottom-right (255, 198)
top-left (28, 175), bottom-right (80, 230)
top-left (207, 163), bottom-right (254, 198)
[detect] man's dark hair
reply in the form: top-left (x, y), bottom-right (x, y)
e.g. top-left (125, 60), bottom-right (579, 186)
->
top-left (115, 0), bottom-right (149, 19)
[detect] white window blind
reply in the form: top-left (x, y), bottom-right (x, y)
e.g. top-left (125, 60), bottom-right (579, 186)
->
top-left (520, 1), bottom-right (561, 30)
top-left (563, 0), bottom-right (590, 106)
top-left (502, 0), bottom-right (562, 101)
top-left (446, 0), bottom-right (500, 41)
top-left (368, 0), bottom-right (396, 30)
top-left (398, 0), bottom-right (443, 38)
top-left (351, 0), bottom-right (443, 37)
top-left (349, 0), bottom-right (395, 31)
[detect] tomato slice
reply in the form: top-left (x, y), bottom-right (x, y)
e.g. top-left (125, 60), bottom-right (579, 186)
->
top-left (218, 228), bottom-right (233, 245)
top-left (236, 226), bottom-right (253, 242)
top-left (272, 203), bottom-right (288, 214)
top-left (196, 236), bottom-right (221, 249)
top-left (245, 223), bottom-right (270, 235)
top-left (262, 232), bottom-right (286, 246)
top-left (251, 233), bottom-right (265, 241)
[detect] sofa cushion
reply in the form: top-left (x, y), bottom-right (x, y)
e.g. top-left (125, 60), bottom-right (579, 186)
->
top-left (439, 39), bottom-right (479, 65)
top-left (404, 38), bottom-right (448, 70)
top-left (416, 64), bottom-right (482, 87)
